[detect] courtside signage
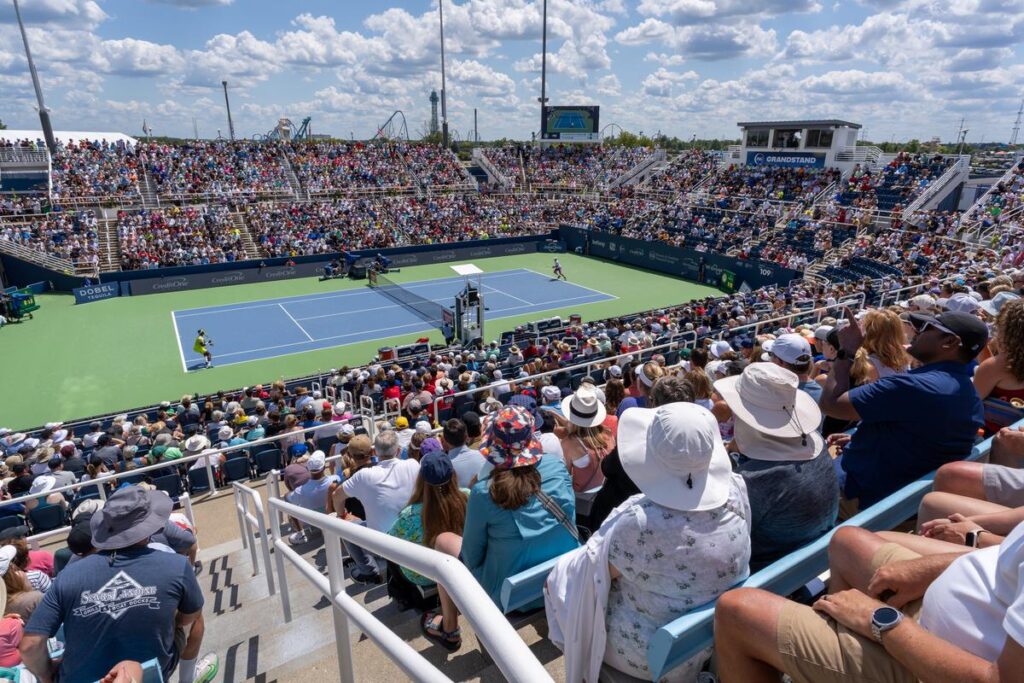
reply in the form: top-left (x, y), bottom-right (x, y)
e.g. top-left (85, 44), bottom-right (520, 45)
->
top-left (73, 282), bottom-right (120, 304)
top-left (746, 151), bottom-right (826, 168)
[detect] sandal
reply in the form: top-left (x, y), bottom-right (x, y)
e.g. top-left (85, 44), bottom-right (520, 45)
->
top-left (421, 611), bottom-right (462, 652)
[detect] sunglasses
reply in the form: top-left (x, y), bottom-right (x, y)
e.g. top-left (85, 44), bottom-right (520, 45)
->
top-left (916, 320), bottom-right (962, 346)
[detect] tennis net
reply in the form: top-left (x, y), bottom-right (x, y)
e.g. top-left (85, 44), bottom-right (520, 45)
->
top-left (368, 270), bottom-right (453, 330)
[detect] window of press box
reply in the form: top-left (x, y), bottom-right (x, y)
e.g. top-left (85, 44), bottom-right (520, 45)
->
top-left (746, 129), bottom-right (770, 147)
top-left (805, 129), bottom-right (834, 148)
top-left (773, 129), bottom-right (802, 148)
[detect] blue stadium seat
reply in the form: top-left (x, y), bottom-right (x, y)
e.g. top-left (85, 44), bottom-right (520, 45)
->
top-left (254, 450), bottom-right (283, 476)
top-left (28, 504), bottom-right (67, 533)
top-left (152, 474), bottom-right (184, 499)
top-left (187, 468), bottom-right (214, 494)
top-left (221, 457), bottom-right (251, 483)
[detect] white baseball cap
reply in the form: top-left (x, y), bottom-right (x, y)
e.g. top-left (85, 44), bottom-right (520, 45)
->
top-left (769, 334), bottom-right (813, 365)
top-left (305, 450), bottom-right (326, 472)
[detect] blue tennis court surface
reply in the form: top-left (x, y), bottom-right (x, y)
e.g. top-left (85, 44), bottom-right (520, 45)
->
top-left (552, 111), bottom-right (586, 129)
top-left (171, 268), bottom-right (615, 370)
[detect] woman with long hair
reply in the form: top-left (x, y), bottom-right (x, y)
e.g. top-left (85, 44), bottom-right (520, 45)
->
top-left (851, 309), bottom-right (911, 384)
top-left (974, 298), bottom-right (1024, 432)
top-left (388, 451), bottom-right (469, 589)
top-left (603, 378), bottom-right (626, 415)
top-left (557, 386), bottom-right (616, 492)
top-left (422, 405), bottom-right (578, 651)
top-left (0, 546), bottom-right (42, 621)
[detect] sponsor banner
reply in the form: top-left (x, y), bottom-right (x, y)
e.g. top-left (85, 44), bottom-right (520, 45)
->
top-left (129, 262), bottom-right (325, 295)
top-left (73, 282), bottom-right (120, 304)
top-left (558, 225), bottom-right (799, 290)
top-left (537, 240), bottom-right (567, 253)
top-left (745, 151), bottom-right (826, 169)
top-left (127, 239), bottom-right (542, 296)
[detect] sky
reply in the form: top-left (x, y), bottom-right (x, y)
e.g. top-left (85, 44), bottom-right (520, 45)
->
top-left (1, 0), bottom-right (1023, 144)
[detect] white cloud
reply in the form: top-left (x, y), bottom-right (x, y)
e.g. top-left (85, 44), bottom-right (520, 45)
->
top-left (641, 67), bottom-right (699, 97)
top-left (147, 0), bottom-right (234, 7)
top-left (0, 0), bottom-right (107, 29)
top-left (91, 38), bottom-right (185, 76)
top-left (635, 0), bottom-right (821, 25)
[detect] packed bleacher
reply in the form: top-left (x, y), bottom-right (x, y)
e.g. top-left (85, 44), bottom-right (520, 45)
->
top-left (837, 152), bottom-right (956, 213)
top-left (480, 144), bottom-right (653, 190)
top-left (116, 205), bottom-right (244, 270)
top-left (0, 209), bottom-right (99, 266)
top-left (285, 141), bottom-right (415, 193)
top-left (141, 140), bottom-right (292, 198)
top-left (4, 245), bottom-right (1024, 680)
top-left (50, 140), bottom-right (142, 200)
top-left (643, 149), bottom-right (719, 193)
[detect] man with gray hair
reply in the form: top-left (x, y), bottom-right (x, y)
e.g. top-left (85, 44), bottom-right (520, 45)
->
top-left (333, 429), bottom-right (420, 583)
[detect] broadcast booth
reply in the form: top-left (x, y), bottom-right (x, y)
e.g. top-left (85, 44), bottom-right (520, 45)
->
top-left (727, 119), bottom-right (862, 169)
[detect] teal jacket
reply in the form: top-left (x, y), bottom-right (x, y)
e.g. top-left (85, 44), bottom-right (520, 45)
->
top-left (462, 455), bottom-right (579, 607)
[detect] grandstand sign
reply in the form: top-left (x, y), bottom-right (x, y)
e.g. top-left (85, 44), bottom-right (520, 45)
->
top-left (73, 282), bottom-right (120, 305)
top-left (746, 151), bottom-right (826, 169)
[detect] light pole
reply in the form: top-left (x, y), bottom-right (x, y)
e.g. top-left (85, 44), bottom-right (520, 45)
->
top-left (222, 81), bottom-right (236, 141)
top-left (438, 0), bottom-right (450, 148)
top-left (12, 0), bottom-right (56, 151)
top-left (538, 0), bottom-right (548, 142)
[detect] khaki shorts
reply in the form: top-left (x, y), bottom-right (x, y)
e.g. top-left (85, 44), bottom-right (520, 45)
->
top-left (777, 543), bottom-right (923, 683)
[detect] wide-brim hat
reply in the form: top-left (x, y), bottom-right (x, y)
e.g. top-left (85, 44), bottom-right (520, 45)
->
top-left (618, 403), bottom-right (732, 512)
top-left (561, 386), bottom-right (607, 428)
top-left (91, 486), bottom-right (173, 550)
top-left (184, 434), bottom-right (211, 454)
top-left (480, 405), bottom-right (543, 471)
top-left (714, 363), bottom-right (822, 441)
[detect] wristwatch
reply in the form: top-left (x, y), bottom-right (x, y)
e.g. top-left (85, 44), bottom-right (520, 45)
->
top-left (965, 529), bottom-right (987, 548)
top-left (871, 606), bottom-right (904, 643)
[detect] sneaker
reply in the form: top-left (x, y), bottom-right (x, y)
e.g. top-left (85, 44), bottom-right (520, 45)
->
top-left (194, 653), bottom-right (220, 683)
top-left (350, 569), bottom-right (382, 584)
top-left (287, 530), bottom-right (308, 545)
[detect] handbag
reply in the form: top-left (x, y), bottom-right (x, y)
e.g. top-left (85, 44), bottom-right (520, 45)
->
top-left (535, 490), bottom-right (581, 543)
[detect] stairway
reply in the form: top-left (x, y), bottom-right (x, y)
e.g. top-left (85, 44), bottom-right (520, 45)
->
top-left (195, 499), bottom-right (567, 682)
top-left (139, 169), bottom-right (160, 209)
top-left (281, 153), bottom-right (308, 201)
top-left (95, 217), bottom-right (121, 272)
top-left (232, 213), bottom-right (263, 261)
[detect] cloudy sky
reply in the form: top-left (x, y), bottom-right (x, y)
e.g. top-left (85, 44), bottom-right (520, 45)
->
top-left (1, 0), bottom-right (1023, 144)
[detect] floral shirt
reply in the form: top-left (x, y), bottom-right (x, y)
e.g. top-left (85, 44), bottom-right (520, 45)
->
top-left (604, 474), bottom-right (751, 682)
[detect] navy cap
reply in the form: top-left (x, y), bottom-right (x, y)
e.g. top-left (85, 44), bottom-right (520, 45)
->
top-left (420, 451), bottom-right (454, 486)
top-left (507, 394), bottom-right (543, 425)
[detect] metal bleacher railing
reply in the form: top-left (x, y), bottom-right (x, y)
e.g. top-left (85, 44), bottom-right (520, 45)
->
top-left (249, 480), bottom-right (555, 683)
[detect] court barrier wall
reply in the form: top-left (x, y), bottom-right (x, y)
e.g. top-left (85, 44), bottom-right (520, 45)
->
top-left (0, 252), bottom-right (85, 291)
top-left (558, 224), bottom-right (803, 291)
top-left (98, 233), bottom-right (557, 296)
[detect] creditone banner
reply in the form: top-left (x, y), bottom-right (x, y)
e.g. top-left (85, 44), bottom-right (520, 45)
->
top-left (745, 151), bottom-right (826, 169)
top-left (128, 262), bottom-right (326, 295)
top-left (73, 282), bottom-right (120, 304)
top-left (127, 239), bottom-right (543, 295)
top-left (558, 225), bottom-right (801, 291)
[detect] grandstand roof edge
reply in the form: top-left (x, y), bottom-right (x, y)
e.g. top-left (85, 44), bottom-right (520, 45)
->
top-left (736, 120), bottom-right (862, 130)
top-left (2, 130), bottom-right (139, 145)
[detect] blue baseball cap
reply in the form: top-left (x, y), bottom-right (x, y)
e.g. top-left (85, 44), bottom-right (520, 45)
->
top-left (419, 450), bottom-right (454, 486)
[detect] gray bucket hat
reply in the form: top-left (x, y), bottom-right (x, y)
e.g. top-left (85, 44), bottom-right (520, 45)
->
top-left (90, 486), bottom-right (172, 550)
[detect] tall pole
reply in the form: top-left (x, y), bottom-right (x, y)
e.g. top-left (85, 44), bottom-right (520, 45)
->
top-left (474, 108), bottom-right (478, 142)
top-left (539, 0), bottom-right (548, 142)
top-left (13, 0), bottom-right (56, 151)
top-left (438, 0), bottom-right (450, 148)
top-left (222, 80), bottom-right (235, 141)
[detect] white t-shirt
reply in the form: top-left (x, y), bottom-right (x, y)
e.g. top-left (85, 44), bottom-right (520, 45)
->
top-left (341, 458), bottom-right (420, 532)
top-left (919, 520), bottom-right (1024, 661)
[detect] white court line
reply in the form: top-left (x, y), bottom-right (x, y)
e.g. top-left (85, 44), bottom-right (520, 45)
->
top-left (208, 291), bottom-right (610, 363)
top-left (173, 269), bottom-right (532, 318)
top-left (482, 284), bottom-right (532, 306)
top-left (279, 304), bottom-right (314, 342)
top-left (294, 302), bottom-right (399, 322)
top-left (520, 267), bottom-right (620, 301)
top-left (171, 311), bottom-right (188, 373)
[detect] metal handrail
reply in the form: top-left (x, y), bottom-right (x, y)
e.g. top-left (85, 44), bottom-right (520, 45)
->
top-left (714, 294), bottom-right (866, 340)
top-left (430, 332), bottom-right (698, 422)
top-left (231, 482), bottom-right (275, 596)
top-left (266, 495), bottom-right (554, 683)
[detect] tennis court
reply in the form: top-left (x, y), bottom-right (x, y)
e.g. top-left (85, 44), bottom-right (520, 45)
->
top-left (171, 268), bottom-right (614, 370)
top-left (550, 111), bottom-right (587, 130)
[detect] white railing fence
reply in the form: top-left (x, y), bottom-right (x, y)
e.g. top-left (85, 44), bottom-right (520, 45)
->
top-left (231, 482), bottom-right (275, 596)
top-left (264, 493), bottom-right (554, 683)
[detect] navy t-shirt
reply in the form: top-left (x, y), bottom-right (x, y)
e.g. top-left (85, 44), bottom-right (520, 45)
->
top-left (25, 547), bottom-right (204, 683)
top-left (843, 361), bottom-right (982, 506)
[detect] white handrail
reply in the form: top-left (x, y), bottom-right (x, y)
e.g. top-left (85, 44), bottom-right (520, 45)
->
top-left (715, 294), bottom-right (865, 340)
top-left (231, 482), bottom-right (275, 596)
top-left (266, 495), bottom-right (554, 683)
top-left (429, 331), bottom-right (698, 422)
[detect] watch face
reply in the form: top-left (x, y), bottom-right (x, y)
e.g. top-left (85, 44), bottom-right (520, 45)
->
top-left (874, 606), bottom-right (900, 627)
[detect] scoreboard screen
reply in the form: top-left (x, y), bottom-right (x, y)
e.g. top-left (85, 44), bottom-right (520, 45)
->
top-left (542, 106), bottom-right (600, 142)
